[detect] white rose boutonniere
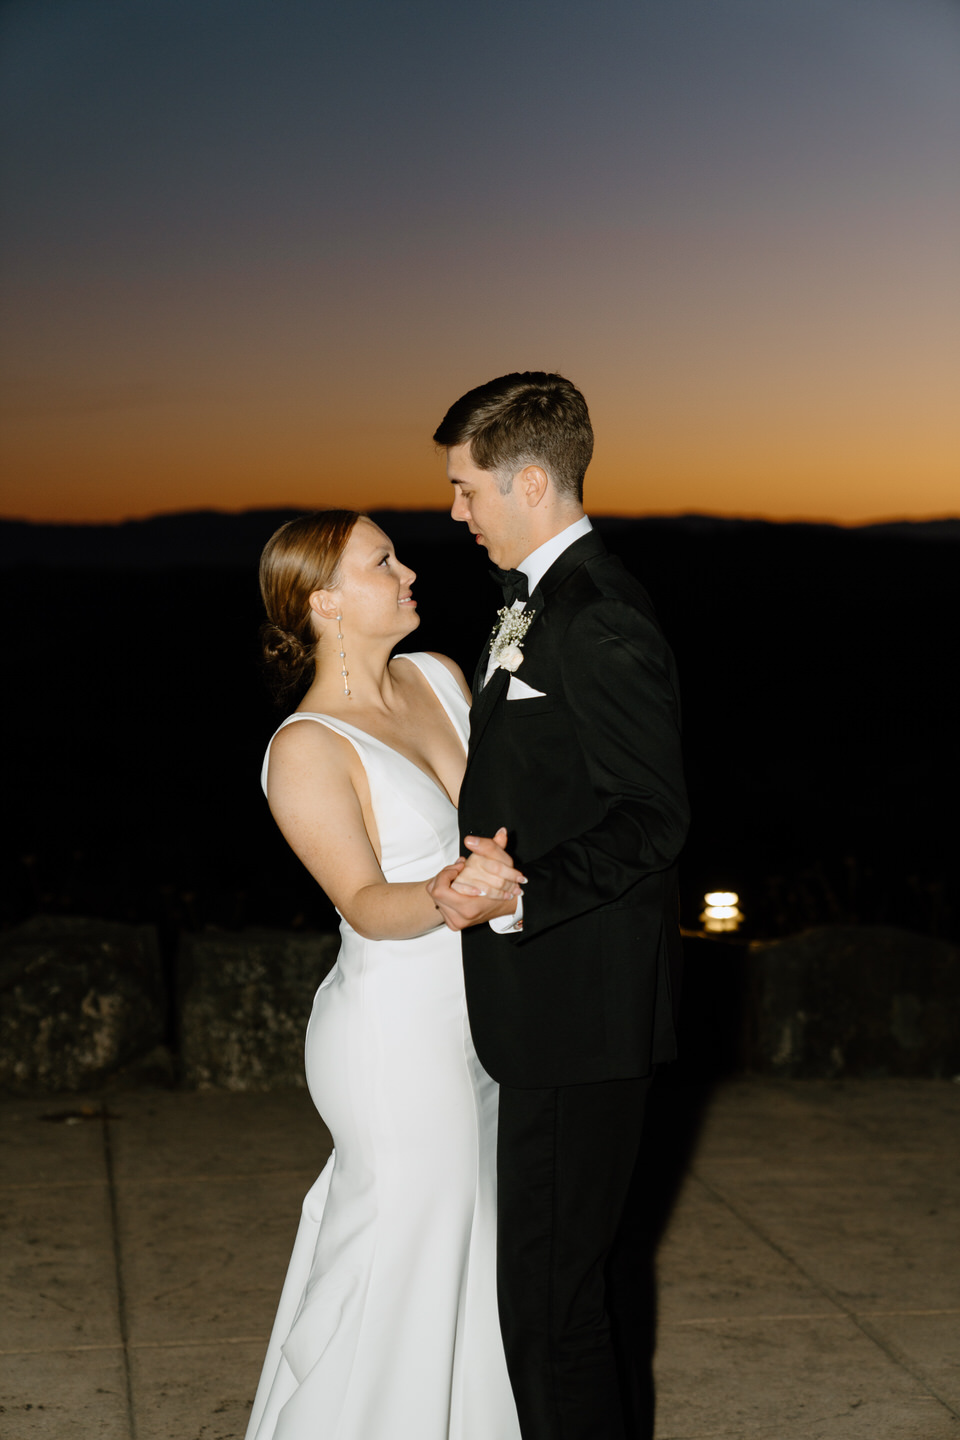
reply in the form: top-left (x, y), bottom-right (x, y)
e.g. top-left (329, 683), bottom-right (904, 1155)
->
top-left (499, 644), bottom-right (525, 672)
top-left (490, 605), bottom-right (537, 672)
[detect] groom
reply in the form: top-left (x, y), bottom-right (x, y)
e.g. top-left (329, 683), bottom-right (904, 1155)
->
top-left (428, 372), bottom-right (690, 1440)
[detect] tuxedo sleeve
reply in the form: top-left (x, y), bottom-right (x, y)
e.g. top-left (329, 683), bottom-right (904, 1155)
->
top-left (516, 597), bottom-right (689, 942)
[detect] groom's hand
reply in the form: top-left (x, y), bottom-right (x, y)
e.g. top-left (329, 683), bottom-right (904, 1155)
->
top-left (427, 867), bottom-right (520, 932)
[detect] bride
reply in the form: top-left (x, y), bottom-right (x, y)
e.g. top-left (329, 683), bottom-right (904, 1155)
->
top-left (246, 510), bottom-right (523, 1440)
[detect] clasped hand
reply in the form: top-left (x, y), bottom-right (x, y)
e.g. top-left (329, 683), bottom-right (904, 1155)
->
top-left (427, 827), bottom-right (526, 932)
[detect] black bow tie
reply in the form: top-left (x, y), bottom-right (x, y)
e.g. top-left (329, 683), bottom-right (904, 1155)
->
top-left (490, 567), bottom-right (529, 605)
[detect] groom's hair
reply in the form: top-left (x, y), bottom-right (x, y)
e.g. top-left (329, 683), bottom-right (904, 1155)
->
top-left (433, 372), bottom-right (593, 502)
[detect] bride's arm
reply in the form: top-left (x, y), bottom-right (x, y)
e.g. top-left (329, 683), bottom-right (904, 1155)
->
top-left (265, 721), bottom-right (516, 941)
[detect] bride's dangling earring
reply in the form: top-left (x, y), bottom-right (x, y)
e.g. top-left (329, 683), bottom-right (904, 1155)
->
top-left (337, 614), bottom-right (351, 697)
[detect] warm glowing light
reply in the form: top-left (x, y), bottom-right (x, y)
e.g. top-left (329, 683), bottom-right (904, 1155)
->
top-left (701, 890), bottom-right (744, 934)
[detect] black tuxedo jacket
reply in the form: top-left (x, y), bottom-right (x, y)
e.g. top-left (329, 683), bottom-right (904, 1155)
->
top-left (459, 531), bottom-right (689, 1088)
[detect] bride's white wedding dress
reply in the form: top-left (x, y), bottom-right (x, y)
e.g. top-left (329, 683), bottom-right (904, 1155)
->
top-left (246, 652), bottom-right (520, 1440)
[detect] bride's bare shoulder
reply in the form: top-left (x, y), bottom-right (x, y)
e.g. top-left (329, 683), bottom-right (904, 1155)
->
top-left (268, 715), bottom-right (358, 773)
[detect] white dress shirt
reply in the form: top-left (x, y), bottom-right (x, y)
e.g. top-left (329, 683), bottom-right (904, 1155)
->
top-left (485, 515), bottom-right (593, 931)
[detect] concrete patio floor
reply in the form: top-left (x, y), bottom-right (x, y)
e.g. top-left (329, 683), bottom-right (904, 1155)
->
top-left (1, 1077), bottom-right (958, 1439)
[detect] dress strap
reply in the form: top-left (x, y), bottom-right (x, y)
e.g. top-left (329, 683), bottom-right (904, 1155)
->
top-left (394, 652), bottom-right (469, 755)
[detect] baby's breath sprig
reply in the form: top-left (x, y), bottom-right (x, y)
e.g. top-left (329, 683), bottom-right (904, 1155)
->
top-left (490, 606), bottom-right (537, 671)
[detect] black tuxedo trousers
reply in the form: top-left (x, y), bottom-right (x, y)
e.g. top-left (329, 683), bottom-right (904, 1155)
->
top-left (497, 1076), bottom-right (654, 1440)
top-left (459, 532), bottom-right (689, 1439)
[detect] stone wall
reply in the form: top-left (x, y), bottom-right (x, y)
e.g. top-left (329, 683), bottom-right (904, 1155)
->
top-left (177, 927), bottom-right (338, 1090)
top-left (747, 925), bottom-right (960, 1077)
top-left (0, 915), bottom-right (165, 1094)
top-left (679, 925), bottom-right (960, 1079)
top-left (2, 918), bottom-right (958, 1093)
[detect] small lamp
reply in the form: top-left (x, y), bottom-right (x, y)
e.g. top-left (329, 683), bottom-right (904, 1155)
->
top-left (701, 890), bottom-right (744, 933)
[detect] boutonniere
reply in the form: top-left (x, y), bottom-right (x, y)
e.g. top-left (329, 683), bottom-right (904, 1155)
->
top-left (490, 605), bottom-right (536, 672)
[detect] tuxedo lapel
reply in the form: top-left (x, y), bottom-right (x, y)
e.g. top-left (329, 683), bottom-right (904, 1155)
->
top-left (469, 662), bottom-right (509, 750)
top-left (471, 636), bottom-right (492, 703)
top-left (468, 591), bottom-right (547, 755)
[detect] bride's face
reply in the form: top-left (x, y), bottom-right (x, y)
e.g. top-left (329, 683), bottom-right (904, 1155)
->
top-left (333, 519), bottom-right (419, 641)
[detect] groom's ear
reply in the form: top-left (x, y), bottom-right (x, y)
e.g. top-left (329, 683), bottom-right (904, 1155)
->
top-left (517, 464), bottom-right (549, 507)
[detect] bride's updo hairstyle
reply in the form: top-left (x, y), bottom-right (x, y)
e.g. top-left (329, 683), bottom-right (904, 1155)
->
top-left (259, 510), bottom-right (363, 699)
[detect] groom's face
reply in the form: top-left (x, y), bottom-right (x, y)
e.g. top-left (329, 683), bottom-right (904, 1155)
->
top-left (446, 443), bottom-right (529, 568)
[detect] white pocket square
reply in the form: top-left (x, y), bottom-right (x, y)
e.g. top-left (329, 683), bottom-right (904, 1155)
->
top-left (507, 676), bottom-right (547, 700)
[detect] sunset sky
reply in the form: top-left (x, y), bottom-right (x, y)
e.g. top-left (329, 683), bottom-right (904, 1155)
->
top-left (1, 0), bottom-right (957, 525)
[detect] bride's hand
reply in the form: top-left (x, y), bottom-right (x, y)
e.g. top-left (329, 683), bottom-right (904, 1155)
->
top-left (450, 827), bottom-right (527, 899)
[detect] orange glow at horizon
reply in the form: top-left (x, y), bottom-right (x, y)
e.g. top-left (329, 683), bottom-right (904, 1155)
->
top-left (3, 375), bottom-right (957, 526)
top-left (4, 212), bottom-right (956, 527)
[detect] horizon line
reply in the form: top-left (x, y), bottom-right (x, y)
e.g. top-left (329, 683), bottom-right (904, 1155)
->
top-left (2, 506), bottom-right (959, 531)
